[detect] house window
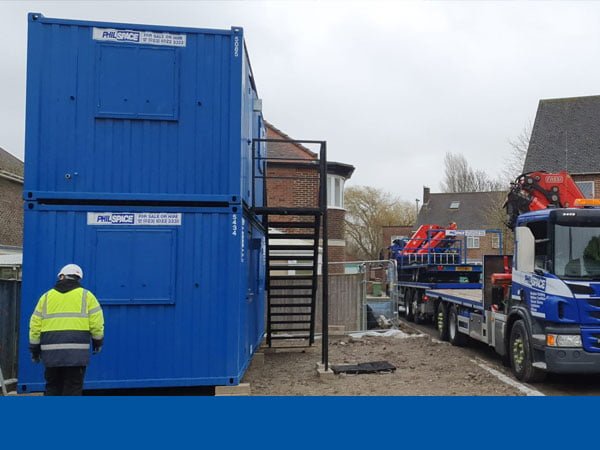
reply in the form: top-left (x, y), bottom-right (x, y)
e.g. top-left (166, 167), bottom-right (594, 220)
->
top-left (327, 175), bottom-right (345, 208)
top-left (491, 234), bottom-right (500, 249)
top-left (467, 236), bottom-right (480, 249)
top-left (449, 201), bottom-right (460, 209)
top-left (576, 181), bottom-right (595, 199)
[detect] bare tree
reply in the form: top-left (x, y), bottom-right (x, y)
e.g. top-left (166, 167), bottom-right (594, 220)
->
top-left (483, 193), bottom-right (515, 254)
top-left (344, 186), bottom-right (415, 260)
top-left (503, 123), bottom-right (531, 182)
top-left (440, 152), bottom-right (504, 192)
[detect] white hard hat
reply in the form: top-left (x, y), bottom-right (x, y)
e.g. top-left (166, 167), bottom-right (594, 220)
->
top-left (58, 264), bottom-right (84, 279)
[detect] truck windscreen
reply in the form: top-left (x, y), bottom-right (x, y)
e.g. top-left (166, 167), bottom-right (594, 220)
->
top-left (554, 224), bottom-right (600, 279)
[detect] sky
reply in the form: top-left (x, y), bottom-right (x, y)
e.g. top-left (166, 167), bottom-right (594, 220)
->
top-left (2, 1), bottom-right (600, 203)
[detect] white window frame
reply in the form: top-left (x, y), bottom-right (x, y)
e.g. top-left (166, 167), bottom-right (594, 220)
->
top-left (575, 181), bottom-right (595, 199)
top-left (467, 236), bottom-right (480, 249)
top-left (327, 175), bottom-right (345, 209)
top-left (491, 234), bottom-right (500, 249)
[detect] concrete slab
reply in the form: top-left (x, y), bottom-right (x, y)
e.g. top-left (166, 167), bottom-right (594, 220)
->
top-left (263, 347), bottom-right (309, 354)
top-left (328, 325), bottom-right (346, 336)
top-left (215, 383), bottom-right (251, 396)
top-left (316, 363), bottom-right (335, 380)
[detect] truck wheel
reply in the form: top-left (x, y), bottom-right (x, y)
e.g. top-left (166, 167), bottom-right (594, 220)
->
top-left (436, 302), bottom-right (449, 341)
top-left (413, 292), bottom-right (423, 324)
top-left (448, 305), bottom-right (467, 346)
top-left (405, 289), bottom-right (415, 322)
top-left (509, 320), bottom-right (546, 383)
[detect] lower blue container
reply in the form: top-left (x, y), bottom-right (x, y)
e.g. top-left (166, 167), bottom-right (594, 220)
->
top-left (18, 203), bottom-right (265, 392)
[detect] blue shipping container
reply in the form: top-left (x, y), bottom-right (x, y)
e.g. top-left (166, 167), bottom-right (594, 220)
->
top-left (18, 203), bottom-right (265, 391)
top-left (24, 13), bottom-right (265, 206)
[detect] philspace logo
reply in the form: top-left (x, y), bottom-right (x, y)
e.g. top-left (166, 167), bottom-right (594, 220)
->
top-left (96, 213), bottom-right (135, 224)
top-left (101, 30), bottom-right (140, 43)
top-left (525, 274), bottom-right (547, 291)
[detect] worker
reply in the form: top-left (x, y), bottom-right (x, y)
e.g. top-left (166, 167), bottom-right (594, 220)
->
top-left (29, 264), bottom-right (104, 396)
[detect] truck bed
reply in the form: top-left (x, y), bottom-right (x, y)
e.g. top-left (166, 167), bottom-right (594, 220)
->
top-left (425, 288), bottom-right (484, 310)
top-left (400, 282), bottom-right (481, 290)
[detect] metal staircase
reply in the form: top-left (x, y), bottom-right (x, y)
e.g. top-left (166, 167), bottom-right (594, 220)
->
top-left (265, 212), bottom-right (320, 345)
top-left (252, 139), bottom-right (328, 348)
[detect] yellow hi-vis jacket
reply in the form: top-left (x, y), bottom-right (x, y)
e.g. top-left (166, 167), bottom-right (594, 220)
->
top-left (29, 287), bottom-right (104, 367)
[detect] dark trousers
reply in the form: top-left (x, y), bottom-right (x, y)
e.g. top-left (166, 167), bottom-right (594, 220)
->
top-left (44, 366), bottom-right (87, 396)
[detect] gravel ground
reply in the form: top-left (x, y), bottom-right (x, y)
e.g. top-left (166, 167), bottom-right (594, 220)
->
top-left (243, 324), bottom-right (522, 396)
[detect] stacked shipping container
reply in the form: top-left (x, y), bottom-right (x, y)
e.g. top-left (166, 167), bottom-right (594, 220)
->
top-left (18, 13), bottom-right (266, 392)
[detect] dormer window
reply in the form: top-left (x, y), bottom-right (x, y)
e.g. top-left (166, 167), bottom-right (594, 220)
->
top-left (449, 201), bottom-right (460, 209)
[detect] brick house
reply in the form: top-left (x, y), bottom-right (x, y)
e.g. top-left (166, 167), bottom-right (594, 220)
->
top-left (265, 122), bottom-right (354, 272)
top-left (381, 225), bottom-right (414, 258)
top-left (416, 187), bottom-right (507, 263)
top-left (523, 95), bottom-right (600, 196)
top-left (0, 147), bottom-right (24, 253)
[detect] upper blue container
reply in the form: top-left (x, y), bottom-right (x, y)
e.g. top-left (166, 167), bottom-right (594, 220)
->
top-left (24, 13), bottom-right (265, 206)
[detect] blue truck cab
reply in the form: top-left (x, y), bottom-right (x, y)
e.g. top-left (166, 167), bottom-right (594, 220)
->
top-left (511, 207), bottom-right (600, 377)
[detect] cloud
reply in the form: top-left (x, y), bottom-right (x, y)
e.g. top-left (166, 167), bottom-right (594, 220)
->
top-left (3, 1), bottom-right (600, 203)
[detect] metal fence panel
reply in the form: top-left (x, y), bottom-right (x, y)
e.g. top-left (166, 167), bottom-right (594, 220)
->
top-left (0, 280), bottom-right (20, 380)
top-left (271, 274), bottom-right (362, 333)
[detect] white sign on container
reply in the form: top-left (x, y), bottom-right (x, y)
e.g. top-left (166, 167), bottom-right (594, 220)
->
top-left (87, 212), bottom-right (182, 226)
top-left (93, 27), bottom-right (187, 47)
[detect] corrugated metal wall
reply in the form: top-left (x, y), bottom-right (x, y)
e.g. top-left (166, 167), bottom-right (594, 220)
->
top-left (21, 14), bottom-right (266, 392)
top-left (19, 206), bottom-right (265, 391)
top-left (24, 14), bottom-right (262, 206)
top-left (0, 280), bottom-right (20, 380)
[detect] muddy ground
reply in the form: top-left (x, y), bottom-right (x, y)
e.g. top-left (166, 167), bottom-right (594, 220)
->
top-left (243, 324), bottom-right (521, 396)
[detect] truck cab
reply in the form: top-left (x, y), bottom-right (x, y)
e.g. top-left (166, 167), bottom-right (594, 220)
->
top-left (510, 207), bottom-right (600, 378)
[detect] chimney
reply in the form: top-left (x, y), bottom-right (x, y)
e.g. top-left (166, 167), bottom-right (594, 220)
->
top-left (423, 186), bottom-right (430, 205)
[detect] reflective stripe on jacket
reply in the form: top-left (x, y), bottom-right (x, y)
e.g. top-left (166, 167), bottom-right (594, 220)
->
top-left (29, 287), bottom-right (104, 367)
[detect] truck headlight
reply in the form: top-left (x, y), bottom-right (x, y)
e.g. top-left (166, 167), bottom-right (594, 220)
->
top-left (547, 334), bottom-right (582, 348)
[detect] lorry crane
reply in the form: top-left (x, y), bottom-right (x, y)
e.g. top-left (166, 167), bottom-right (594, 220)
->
top-left (394, 222), bottom-right (484, 324)
top-left (421, 171), bottom-right (600, 382)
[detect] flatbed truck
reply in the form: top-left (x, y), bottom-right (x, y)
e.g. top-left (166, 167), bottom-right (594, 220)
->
top-left (404, 171), bottom-right (600, 382)
top-left (394, 225), bottom-right (484, 324)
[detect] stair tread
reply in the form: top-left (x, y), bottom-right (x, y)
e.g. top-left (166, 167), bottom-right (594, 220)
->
top-left (269, 294), bottom-right (313, 299)
top-left (270, 335), bottom-right (311, 340)
top-left (270, 275), bottom-right (314, 280)
top-left (271, 320), bottom-right (312, 324)
top-left (268, 285), bottom-right (313, 290)
top-left (270, 312), bottom-right (312, 316)
top-left (268, 234), bottom-right (317, 239)
top-left (270, 303), bottom-right (313, 308)
top-left (269, 245), bottom-right (315, 250)
top-left (271, 328), bottom-right (312, 332)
